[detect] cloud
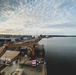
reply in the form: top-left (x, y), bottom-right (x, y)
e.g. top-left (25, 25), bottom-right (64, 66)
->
top-left (0, 0), bottom-right (76, 35)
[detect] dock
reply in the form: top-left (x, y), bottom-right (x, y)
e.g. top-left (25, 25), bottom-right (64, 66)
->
top-left (0, 37), bottom-right (46, 75)
top-left (3, 56), bottom-right (43, 75)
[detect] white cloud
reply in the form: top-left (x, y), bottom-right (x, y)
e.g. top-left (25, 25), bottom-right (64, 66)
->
top-left (0, 0), bottom-right (76, 35)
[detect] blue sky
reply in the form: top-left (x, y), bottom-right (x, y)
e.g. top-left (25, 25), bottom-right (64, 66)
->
top-left (0, 0), bottom-right (76, 35)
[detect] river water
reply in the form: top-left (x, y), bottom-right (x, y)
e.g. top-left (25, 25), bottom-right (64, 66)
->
top-left (39, 37), bottom-right (76, 75)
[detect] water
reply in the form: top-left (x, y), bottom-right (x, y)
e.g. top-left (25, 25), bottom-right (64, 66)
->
top-left (39, 37), bottom-right (76, 75)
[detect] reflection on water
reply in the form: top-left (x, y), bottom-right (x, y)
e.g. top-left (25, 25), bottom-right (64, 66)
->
top-left (39, 37), bottom-right (76, 75)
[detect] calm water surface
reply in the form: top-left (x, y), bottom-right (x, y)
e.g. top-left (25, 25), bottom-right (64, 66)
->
top-left (39, 37), bottom-right (76, 75)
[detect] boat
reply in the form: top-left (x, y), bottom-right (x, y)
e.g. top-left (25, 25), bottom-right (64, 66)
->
top-left (0, 37), bottom-right (47, 75)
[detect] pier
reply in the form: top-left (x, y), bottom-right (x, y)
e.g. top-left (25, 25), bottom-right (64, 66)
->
top-left (0, 36), bottom-right (46, 75)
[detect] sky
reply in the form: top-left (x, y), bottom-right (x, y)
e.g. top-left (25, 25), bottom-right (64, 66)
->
top-left (0, 0), bottom-right (76, 35)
